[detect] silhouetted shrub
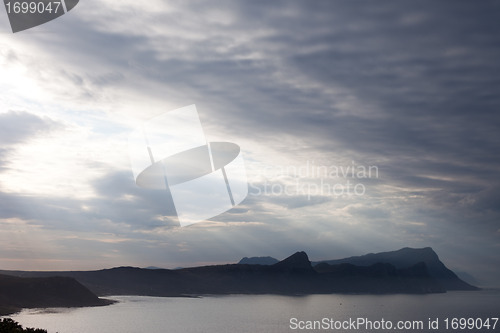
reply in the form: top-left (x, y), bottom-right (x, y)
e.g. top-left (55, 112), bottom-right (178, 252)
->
top-left (0, 318), bottom-right (51, 333)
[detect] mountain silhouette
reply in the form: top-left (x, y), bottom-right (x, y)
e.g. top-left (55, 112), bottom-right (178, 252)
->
top-left (273, 251), bottom-right (314, 272)
top-left (238, 256), bottom-right (279, 265)
top-left (312, 247), bottom-right (478, 291)
top-left (0, 248), bottom-right (477, 302)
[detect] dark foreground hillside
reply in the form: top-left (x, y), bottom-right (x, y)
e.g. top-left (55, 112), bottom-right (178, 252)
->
top-left (0, 274), bottom-right (112, 316)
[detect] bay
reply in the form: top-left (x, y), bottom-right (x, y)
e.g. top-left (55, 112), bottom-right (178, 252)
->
top-left (8, 290), bottom-right (500, 333)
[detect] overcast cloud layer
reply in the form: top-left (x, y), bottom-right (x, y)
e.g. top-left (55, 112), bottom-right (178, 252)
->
top-left (0, 1), bottom-right (499, 286)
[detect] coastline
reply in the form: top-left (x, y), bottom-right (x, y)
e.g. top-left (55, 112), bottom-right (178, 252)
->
top-left (0, 298), bottom-right (116, 317)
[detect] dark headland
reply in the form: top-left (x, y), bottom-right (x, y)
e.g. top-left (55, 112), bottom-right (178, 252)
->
top-left (0, 247), bottom-right (478, 315)
top-left (0, 275), bottom-right (113, 316)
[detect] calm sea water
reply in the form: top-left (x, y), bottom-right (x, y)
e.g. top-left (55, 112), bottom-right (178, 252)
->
top-left (7, 290), bottom-right (500, 333)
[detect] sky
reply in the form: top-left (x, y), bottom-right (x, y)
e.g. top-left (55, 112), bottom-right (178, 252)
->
top-left (0, 1), bottom-right (499, 287)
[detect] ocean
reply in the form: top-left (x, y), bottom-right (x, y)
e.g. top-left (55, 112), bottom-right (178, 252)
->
top-left (7, 290), bottom-right (500, 333)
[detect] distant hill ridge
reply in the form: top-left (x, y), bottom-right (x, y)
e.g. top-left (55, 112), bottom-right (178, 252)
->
top-left (311, 247), bottom-right (477, 291)
top-left (238, 256), bottom-right (279, 265)
top-left (0, 247), bottom-right (477, 301)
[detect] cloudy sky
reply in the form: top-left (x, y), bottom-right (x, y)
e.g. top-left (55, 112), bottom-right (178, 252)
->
top-left (0, 1), bottom-right (499, 286)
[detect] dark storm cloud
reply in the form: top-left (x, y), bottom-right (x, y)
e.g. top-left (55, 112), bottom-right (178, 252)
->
top-left (208, 1), bottom-right (500, 166)
top-left (251, 1), bottom-right (500, 234)
top-left (27, 0), bottom-right (500, 150)
top-left (84, 0), bottom-right (498, 261)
